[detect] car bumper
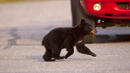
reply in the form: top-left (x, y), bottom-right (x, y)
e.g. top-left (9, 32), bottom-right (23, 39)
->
top-left (83, 0), bottom-right (130, 19)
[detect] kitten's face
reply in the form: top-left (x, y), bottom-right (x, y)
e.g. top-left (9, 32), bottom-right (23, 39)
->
top-left (80, 19), bottom-right (97, 34)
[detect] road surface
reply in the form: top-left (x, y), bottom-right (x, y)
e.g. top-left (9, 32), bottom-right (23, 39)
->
top-left (0, 0), bottom-right (130, 73)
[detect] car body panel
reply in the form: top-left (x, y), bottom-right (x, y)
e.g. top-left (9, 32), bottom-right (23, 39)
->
top-left (82, 0), bottom-right (130, 19)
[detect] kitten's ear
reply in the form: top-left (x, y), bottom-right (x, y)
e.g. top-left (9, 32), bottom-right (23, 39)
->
top-left (80, 19), bottom-right (86, 24)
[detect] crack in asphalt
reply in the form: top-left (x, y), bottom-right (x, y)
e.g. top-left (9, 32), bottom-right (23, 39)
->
top-left (3, 28), bottom-right (21, 49)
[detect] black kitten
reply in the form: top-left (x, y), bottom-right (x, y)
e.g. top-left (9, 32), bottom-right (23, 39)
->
top-left (42, 19), bottom-right (96, 61)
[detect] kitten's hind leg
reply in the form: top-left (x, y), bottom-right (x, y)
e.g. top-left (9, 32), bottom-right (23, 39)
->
top-left (43, 50), bottom-right (54, 61)
top-left (52, 49), bottom-right (65, 60)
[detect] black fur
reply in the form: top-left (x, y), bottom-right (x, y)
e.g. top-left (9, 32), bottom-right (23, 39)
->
top-left (42, 19), bottom-right (96, 61)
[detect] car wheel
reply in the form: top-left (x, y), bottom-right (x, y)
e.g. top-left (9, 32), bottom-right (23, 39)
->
top-left (71, 0), bottom-right (96, 43)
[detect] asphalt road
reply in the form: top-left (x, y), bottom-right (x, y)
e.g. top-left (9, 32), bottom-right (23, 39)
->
top-left (0, 0), bottom-right (130, 73)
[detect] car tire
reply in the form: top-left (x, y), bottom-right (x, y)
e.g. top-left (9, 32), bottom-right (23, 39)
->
top-left (71, 0), bottom-right (96, 43)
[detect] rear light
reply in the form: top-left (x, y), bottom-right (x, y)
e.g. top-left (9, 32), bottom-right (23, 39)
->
top-left (93, 3), bottom-right (101, 11)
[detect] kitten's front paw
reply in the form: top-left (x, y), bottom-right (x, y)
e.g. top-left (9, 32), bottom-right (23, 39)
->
top-left (90, 53), bottom-right (96, 57)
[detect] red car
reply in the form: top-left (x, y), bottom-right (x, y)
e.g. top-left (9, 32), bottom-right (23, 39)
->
top-left (71, 0), bottom-right (130, 43)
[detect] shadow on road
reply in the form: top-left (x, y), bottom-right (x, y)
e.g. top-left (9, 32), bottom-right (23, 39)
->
top-left (95, 34), bottom-right (130, 43)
